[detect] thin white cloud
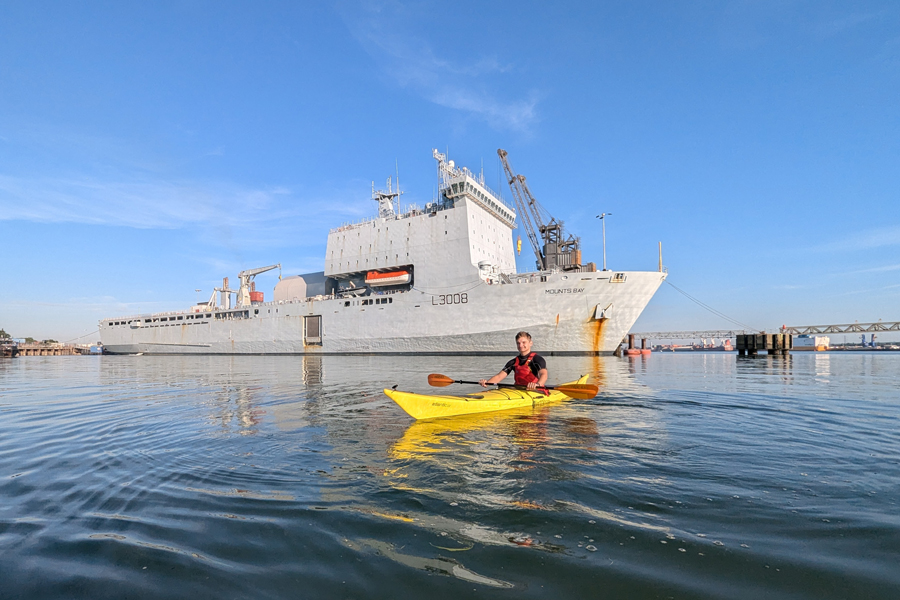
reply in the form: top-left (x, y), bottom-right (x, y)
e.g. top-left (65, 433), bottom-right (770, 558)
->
top-left (338, 1), bottom-right (539, 132)
top-left (0, 119), bottom-right (379, 248)
top-left (851, 263), bottom-right (900, 274)
top-left (0, 172), bottom-right (373, 249)
top-left (811, 225), bottom-right (900, 253)
top-left (829, 283), bottom-right (900, 297)
top-left (772, 284), bottom-right (807, 290)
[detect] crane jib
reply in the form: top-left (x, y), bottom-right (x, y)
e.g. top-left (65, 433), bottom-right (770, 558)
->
top-left (497, 149), bottom-right (582, 272)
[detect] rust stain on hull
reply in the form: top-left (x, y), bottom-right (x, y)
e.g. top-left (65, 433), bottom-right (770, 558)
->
top-left (590, 317), bottom-right (605, 354)
top-left (585, 315), bottom-right (607, 386)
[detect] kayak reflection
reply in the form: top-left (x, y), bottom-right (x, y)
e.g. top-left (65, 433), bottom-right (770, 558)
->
top-left (390, 406), bottom-right (554, 461)
top-left (386, 404), bottom-right (601, 508)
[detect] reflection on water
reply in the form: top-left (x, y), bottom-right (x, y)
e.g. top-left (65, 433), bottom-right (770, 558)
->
top-left (815, 352), bottom-right (831, 382)
top-left (2, 353), bottom-right (900, 599)
top-left (302, 354), bottom-right (323, 385)
top-left (209, 385), bottom-right (264, 434)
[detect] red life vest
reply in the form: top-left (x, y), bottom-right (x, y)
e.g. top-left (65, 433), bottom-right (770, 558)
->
top-left (513, 352), bottom-right (540, 386)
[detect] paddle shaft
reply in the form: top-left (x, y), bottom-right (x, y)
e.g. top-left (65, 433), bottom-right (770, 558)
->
top-left (449, 379), bottom-right (551, 392)
top-left (426, 373), bottom-right (598, 399)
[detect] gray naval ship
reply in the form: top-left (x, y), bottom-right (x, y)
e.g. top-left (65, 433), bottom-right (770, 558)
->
top-left (100, 149), bottom-right (666, 355)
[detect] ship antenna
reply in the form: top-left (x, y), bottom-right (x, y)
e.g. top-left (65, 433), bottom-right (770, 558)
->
top-left (396, 159), bottom-right (401, 215)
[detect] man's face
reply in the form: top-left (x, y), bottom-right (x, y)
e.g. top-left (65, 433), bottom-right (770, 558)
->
top-left (517, 336), bottom-right (532, 356)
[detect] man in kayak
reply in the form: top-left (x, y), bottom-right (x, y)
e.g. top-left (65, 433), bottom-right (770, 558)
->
top-left (479, 331), bottom-right (548, 391)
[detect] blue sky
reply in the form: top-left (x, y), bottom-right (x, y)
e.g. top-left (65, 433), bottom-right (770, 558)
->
top-left (2, 1), bottom-right (898, 343)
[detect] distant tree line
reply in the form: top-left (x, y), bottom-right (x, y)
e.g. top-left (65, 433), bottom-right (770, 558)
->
top-left (0, 329), bottom-right (58, 344)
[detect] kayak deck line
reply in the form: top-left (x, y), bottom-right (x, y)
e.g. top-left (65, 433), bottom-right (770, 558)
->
top-left (385, 375), bottom-right (590, 420)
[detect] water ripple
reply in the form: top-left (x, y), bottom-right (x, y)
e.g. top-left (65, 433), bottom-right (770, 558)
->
top-left (1, 354), bottom-right (898, 599)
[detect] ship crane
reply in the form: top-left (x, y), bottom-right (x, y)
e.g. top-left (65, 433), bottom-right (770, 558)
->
top-left (202, 264), bottom-right (282, 310)
top-left (236, 264), bottom-right (281, 307)
top-left (497, 149), bottom-right (582, 271)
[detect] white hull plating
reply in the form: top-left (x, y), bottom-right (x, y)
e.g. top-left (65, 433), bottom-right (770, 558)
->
top-left (101, 270), bottom-right (664, 355)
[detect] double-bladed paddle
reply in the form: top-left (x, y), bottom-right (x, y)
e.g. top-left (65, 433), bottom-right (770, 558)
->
top-left (427, 373), bottom-right (599, 400)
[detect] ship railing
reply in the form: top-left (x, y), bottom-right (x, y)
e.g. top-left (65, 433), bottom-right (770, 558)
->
top-left (441, 175), bottom-right (514, 213)
top-left (492, 271), bottom-right (554, 285)
top-left (107, 307), bottom-right (220, 322)
top-left (452, 167), bottom-right (507, 207)
top-left (329, 202), bottom-right (453, 234)
top-left (330, 216), bottom-right (379, 233)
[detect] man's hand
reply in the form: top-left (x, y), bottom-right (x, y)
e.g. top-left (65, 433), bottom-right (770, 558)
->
top-left (479, 379), bottom-right (488, 387)
top-left (526, 381), bottom-right (538, 390)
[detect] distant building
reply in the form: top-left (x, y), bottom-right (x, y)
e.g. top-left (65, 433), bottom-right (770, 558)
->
top-left (793, 334), bottom-right (829, 351)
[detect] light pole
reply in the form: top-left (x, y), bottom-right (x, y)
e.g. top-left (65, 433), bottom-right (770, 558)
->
top-left (595, 213), bottom-right (612, 271)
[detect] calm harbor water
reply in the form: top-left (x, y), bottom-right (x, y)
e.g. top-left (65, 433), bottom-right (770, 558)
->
top-left (1, 352), bottom-right (898, 599)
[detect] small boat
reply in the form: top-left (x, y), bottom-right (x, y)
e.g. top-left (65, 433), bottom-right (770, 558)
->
top-left (384, 375), bottom-right (590, 420)
top-left (365, 270), bottom-right (411, 287)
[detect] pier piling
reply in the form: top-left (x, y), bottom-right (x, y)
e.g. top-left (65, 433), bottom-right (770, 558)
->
top-left (736, 333), bottom-right (791, 356)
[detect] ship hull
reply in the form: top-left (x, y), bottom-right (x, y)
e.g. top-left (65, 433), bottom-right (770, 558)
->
top-left (100, 270), bottom-right (665, 355)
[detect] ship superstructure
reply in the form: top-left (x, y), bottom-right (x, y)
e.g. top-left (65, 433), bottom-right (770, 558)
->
top-left (100, 149), bottom-right (666, 355)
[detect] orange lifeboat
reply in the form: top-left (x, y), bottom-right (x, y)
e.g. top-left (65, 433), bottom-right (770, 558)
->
top-left (366, 270), bottom-right (411, 287)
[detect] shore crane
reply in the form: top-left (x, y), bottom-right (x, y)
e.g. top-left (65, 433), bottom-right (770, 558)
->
top-left (497, 149), bottom-right (582, 271)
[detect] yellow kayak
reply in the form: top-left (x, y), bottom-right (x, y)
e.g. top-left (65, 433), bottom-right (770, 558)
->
top-left (385, 375), bottom-right (590, 420)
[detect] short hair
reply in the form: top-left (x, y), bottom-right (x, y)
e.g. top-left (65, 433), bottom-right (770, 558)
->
top-left (515, 331), bottom-right (532, 341)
